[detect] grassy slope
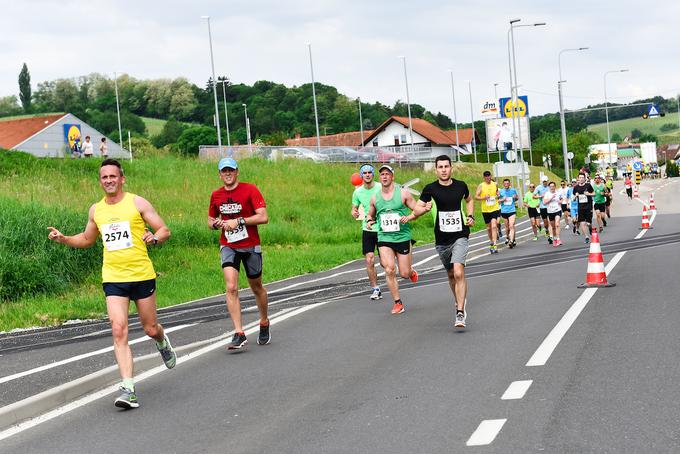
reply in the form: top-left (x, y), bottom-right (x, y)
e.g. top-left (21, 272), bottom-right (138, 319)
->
top-left (141, 117), bottom-right (166, 137)
top-left (0, 155), bottom-right (559, 330)
top-left (587, 112), bottom-right (680, 144)
top-left (0, 112), bottom-right (64, 122)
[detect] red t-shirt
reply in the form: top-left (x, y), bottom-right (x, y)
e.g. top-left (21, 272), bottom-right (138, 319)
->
top-left (208, 183), bottom-right (266, 248)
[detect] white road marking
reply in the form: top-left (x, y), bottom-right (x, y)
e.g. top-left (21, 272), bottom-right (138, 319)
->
top-left (526, 251), bottom-right (626, 367)
top-left (0, 324), bottom-right (195, 386)
top-left (0, 304), bottom-right (323, 442)
top-left (501, 380), bottom-right (533, 400)
top-left (466, 419), bottom-right (507, 446)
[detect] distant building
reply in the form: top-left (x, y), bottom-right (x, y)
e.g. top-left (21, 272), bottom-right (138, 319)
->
top-left (285, 116), bottom-right (479, 153)
top-left (0, 113), bottom-right (126, 158)
top-left (361, 116), bottom-right (479, 151)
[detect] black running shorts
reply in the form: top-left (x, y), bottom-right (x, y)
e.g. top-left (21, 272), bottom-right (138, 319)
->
top-left (482, 210), bottom-right (500, 224)
top-left (362, 230), bottom-right (379, 255)
top-left (527, 207), bottom-right (539, 218)
top-left (103, 279), bottom-right (156, 301)
top-left (378, 240), bottom-right (414, 256)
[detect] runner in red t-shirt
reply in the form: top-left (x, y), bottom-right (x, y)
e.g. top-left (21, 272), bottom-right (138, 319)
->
top-left (208, 157), bottom-right (270, 351)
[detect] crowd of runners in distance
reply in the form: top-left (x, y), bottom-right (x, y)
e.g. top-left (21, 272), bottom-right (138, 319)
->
top-left (45, 154), bottom-right (622, 410)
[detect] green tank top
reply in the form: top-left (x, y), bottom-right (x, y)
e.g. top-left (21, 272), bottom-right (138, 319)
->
top-left (375, 184), bottom-right (411, 243)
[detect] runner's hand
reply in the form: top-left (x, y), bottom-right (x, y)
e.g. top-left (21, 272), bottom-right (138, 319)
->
top-left (423, 201), bottom-right (432, 212)
top-left (224, 219), bottom-right (239, 231)
top-left (142, 228), bottom-right (155, 244)
top-left (400, 215), bottom-right (410, 224)
top-left (351, 206), bottom-right (359, 218)
top-left (47, 227), bottom-right (65, 244)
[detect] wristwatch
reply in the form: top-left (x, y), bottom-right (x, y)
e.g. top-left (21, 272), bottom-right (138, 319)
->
top-left (238, 217), bottom-right (246, 227)
top-left (153, 235), bottom-right (158, 245)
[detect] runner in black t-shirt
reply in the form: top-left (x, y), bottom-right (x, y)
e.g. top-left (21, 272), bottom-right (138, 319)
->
top-left (571, 172), bottom-right (594, 243)
top-left (413, 155), bottom-right (474, 329)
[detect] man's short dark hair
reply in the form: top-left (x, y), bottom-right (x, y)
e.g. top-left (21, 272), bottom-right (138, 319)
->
top-left (503, 178), bottom-right (510, 183)
top-left (101, 158), bottom-right (124, 176)
top-left (434, 154), bottom-right (451, 166)
top-left (483, 170), bottom-right (492, 177)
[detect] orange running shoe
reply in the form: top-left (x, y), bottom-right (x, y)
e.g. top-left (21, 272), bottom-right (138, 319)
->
top-left (410, 269), bottom-right (418, 283)
top-left (391, 301), bottom-right (405, 314)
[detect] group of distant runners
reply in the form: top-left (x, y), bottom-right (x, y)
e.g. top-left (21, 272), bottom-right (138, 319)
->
top-left (47, 154), bottom-right (617, 411)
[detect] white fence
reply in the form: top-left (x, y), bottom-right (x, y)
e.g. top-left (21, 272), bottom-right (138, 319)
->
top-left (198, 145), bottom-right (468, 164)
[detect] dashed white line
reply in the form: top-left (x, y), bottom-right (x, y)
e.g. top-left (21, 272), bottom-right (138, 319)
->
top-left (501, 380), bottom-right (533, 400)
top-left (466, 419), bottom-right (507, 446)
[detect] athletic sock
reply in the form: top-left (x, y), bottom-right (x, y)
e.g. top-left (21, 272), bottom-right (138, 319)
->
top-left (456, 309), bottom-right (464, 315)
top-left (394, 299), bottom-right (401, 304)
top-left (236, 331), bottom-right (245, 336)
top-left (122, 378), bottom-right (135, 392)
top-left (260, 319), bottom-right (270, 327)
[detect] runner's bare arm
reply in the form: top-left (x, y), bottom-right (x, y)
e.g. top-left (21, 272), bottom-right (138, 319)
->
top-left (474, 184), bottom-right (485, 201)
top-left (47, 204), bottom-right (99, 248)
top-left (134, 196), bottom-right (171, 244)
top-left (412, 199), bottom-right (432, 217)
top-left (351, 204), bottom-right (360, 219)
top-left (365, 195), bottom-right (377, 230)
top-left (465, 195), bottom-right (475, 226)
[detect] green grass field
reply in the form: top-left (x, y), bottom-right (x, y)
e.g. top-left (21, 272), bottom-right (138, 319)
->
top-left (141, 117), bottom-right (167, 137)
top-left (0, 152), bottom-right (559, 330)
top-left (587, 112), bottom-right (680, 144)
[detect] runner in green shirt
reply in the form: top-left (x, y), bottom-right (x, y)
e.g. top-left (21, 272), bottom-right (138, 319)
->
top-left (351, 165), bottom-right (383, 300)
top-left (366, 165), bottom-right (423, 315)
top-left (523, 183), bottom-right (541, 241)
top-left (592, 175), bottom-right (607, 232)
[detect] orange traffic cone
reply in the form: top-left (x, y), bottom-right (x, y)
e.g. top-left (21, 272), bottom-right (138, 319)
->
top-left (633, 186), bottom-right (639, 198)
top-left (649, 193), bottom-right (656, 211)
top-left (578, 228), bottom-right (615, 288)
top-left (640, 205), bottom-right (651, 229)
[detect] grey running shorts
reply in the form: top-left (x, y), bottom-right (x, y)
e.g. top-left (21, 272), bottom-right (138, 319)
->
top-left (220, 245), bottom-right (263, 279)
top-left (435, 237), bottom-right (469, 270)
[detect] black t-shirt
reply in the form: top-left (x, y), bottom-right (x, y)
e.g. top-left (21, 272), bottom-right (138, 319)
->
top-left (420, 179), bottom-right (470, 245)
top-left (572, 183), bottom-right (593, 207)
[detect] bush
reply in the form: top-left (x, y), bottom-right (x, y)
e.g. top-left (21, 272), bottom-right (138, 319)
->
top-left (176, 125), bottom-right (218, 156)
top-left (667, 161), bottom-right (679, 177)
top-left (0, 197), bottom-right (100, 301)
top-left (660, 123), bottom-right (679, 132)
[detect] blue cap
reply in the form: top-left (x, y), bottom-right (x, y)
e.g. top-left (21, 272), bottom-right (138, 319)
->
top-left (218, 157), bottom-right (238, 171)
top-left (359, 164), bottom-right (374, 174)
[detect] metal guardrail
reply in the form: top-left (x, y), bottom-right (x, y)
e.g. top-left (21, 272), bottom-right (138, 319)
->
top-left (198, 145), bottom-right (468, 163)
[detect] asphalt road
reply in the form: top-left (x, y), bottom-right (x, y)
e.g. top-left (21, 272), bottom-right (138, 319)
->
top-left (1, 177), bottom-right (678, 453)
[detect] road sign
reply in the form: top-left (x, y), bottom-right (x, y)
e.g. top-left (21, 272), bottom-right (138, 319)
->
top-left (499, 96), bottom-right (529, 118)
top-left (567, 151), bottom-right (574, 160)
top-left (506, 150), bottom-right (516, 161)
top-left (648, 104), bottom-right (660, 118)
top-left (633, 161), bottom-right (643, 171)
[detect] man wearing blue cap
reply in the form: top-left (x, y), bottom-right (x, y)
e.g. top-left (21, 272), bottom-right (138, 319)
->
top-left (208, 157), bottom-right (270, 351)
top-left (351, 164), bottom-right (383, 300)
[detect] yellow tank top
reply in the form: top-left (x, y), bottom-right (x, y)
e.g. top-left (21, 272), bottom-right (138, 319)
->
top-left (479, 181), bottom-right (500, 213)
top-left (93, 192), bottom-right (156, 283)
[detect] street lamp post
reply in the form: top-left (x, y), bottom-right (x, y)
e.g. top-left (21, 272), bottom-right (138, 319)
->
top-left (508, 19), bottom-right (546, 198)
top-left (604, 69), bottom-right (629, 158)
top-left (113, 72), bottom-right (123, 152)
top-left (448, 71), bottom-right (460, 161)
top-left (558, 47), bottom-right (589, 180)
top-left (357, 97), bottom-right (365, 146)
top-left (201, 16), bottom-right (222, 151)
top-left (242, 103), bottom-right (252, 153)
top-left (218, 80), bottom-right (231, 147)
top-left (399, 56), bottom-right (414, 151)
top-left (307, 43), bottom-right (321, 153)
top-left (467, 80), bottom-right (477, 163)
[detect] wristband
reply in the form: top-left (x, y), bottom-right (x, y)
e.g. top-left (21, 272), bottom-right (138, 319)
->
top-left (212, 220), bottom-right (221, 230)
top-left (153, 235), bottom-right (158, 245)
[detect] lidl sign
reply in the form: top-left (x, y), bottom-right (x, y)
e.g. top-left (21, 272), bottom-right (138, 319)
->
top-left (499, 96), bottom-right (529, 118)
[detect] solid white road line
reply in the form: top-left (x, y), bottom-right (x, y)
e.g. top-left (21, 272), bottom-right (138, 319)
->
top-left (501, 380), bottom-right (533, 400)
top-left (466, 419), bottom-right (507, 446)
top-left (0, 323), bottom-right (195, 386)
top-left (525, 251), bottom-right (626, 367)
top-left (0, 304), bottom-right (323, 442)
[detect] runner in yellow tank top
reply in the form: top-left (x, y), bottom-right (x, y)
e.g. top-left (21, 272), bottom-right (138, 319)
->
top-left (475, 171), bottom-right (501, 254)
top-left (47, 159), bottom-right (175, 410)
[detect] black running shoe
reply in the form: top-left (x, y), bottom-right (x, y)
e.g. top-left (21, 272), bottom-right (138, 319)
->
top-left (257, 323), bottom-right (271, 345)
top-left (603, 219), bottom-right (607, 227)
top-left (228, 332), bottom-right (248, 351)
top-left (548, 237), bottom-right (553, 245)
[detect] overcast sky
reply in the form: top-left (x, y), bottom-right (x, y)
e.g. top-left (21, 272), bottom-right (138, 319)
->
top-left (2, 0), bottom-right (679, 120)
